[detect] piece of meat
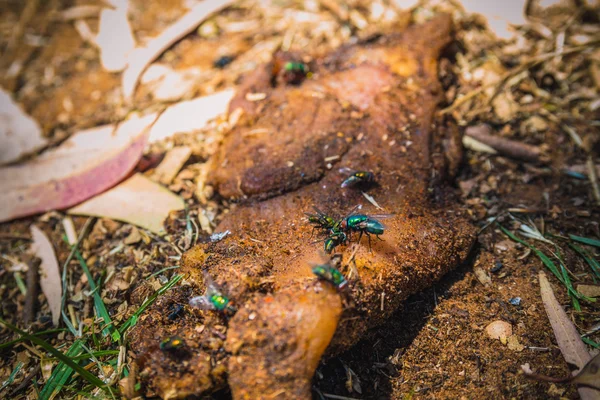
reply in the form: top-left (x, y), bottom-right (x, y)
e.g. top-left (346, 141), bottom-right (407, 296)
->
top-left (129, 15), bottom-right (476, 399)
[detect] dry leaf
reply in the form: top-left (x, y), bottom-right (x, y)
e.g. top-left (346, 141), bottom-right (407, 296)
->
top-left (30, 225), bottom-right (62, 326)
top-left (148, 89), bottom-right (234, 143)
top-left (153, 146), bottom-right (192, 185)
top-left (0, 114), bottom-right (157, 223)
top-left (539, 271), bottom-right (597, 400)
top-left (121, 0), bottom-right (234, 101)
top-left (68, 173), bottom-right (184, 235)
top-left (0, 89), bottom-right (47, 166)
top-left (572, 353), bottom-right (600, 390)
top-left (96, 0), bottom-right (135, 72)
top-left (577, 285), bottom-right (600, 298)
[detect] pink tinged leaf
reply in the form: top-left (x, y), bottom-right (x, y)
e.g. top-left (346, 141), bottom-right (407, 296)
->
top-left (539, 271), bottom-right (598, 400)
top-left (30, 225), bottom-right (62, 327)
top-left (0, 89), bottom-right (47, 166)
top-left (0, 113), bottom-right (157, 223)
top-left (68, 173), bottom-right (184, 235)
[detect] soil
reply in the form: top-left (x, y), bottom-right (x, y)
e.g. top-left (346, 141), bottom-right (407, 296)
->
top-left (0, 1), bottom-right (598, 400)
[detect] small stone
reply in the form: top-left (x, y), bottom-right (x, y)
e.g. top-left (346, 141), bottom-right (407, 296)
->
top-left (509, 297), bottom-right (521, 306)
top-left (474, 267), bottom-right (491, 286)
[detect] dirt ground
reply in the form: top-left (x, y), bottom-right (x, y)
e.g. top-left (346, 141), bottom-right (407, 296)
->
top-left (0, 0), bottom-right (599, 399)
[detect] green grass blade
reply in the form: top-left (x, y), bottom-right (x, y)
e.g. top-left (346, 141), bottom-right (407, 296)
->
top-left (569, 242), bottom-right (600, 279)
top-left (119, 274), bottom-right (182, 334)
top-left (0, 320), bottom-right (107, 391)
top-left (569, 234), bottom-right (600, 247)
top-left (0, 329), bottom-right (65, 351)
top-left (0, 361), bottom-right (24, 392)
top-left (73, 249), bottom-right (120, 342)
top-left (582, 336), bottom-right (600, 349)
top-left (498, 224), bottom-right (594, 307)
top-left (38, 340), bottom-right (84, 400)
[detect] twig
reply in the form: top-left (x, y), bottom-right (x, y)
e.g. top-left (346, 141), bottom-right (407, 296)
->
top-left (586, 156), bottom-right (600, 206)
top-left (8, 364), bottom-right (40, 397)
top-left (23, 255), bottom-right (39, 325)
top-left (121, 0), bottom-right (234, 102)
top-left (6, 0), bottom-right (40, 52)
top-left (465, 124), bottom-right (542, 162)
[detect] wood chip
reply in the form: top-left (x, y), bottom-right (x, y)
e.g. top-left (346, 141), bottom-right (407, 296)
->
top-left (153, 146), bottom-right (192, 185)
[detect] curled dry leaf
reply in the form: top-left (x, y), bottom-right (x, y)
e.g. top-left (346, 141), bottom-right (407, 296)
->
top-left (68, 173), bottom-right (184, 235)
top-left (30, 225), bottom-right (62, 326)
top-left (0, 113), bottom-right (157, 223)
top-left (0, 89), bottom-right (47, 166)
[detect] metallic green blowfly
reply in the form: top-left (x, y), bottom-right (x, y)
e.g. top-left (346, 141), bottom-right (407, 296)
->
top-left (324, 230), bottom-right (347, 254)
top-left (312, 263), bottom-right (348, 289)
top-left (338, 205), bottom-right (393, 250)
top-left (189, 272), bottom-right (236, 313)
top-left (340, 168), bottom-right (375, 188)
top-left (306, 207), bottom-right (337, 234)
top-left (284, 61), bottom-right (307, 73)
top-left (160, 336), bottom-right (185, 351)
top-left (282, 61), bottom-right (308, 85)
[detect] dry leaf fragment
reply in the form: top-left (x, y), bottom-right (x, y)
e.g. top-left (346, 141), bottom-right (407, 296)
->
top-left (0, 113), bottom-right (157, 223)
top-left (474, 267), bottom-right (492, 286)
top-left (153, 146), bottom-right (192, 185)
top-left (121, 0), bottom-right (234, 101)
top-left (148, 89), bottom-right (234, 143)
top-left (577, 285), bottom-right (600, 298)
top-left (539, 271), bottom-right (598, 400)
top-left (30, 225), bottom-right (62, 326)
top-left (68, 173), bottom-right (184, 235)
top-left (0, 89), bottom-right (47, 166)
top-left (96, 0), bottom-right (135, 72)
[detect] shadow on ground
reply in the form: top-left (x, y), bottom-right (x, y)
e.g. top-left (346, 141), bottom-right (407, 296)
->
top-left (313, 250), bottom-right (478, 399)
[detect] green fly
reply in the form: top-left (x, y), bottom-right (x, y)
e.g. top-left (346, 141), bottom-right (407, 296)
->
top-left (160, 336), bottom-right (185, 351)
top-left (312, 263), bottom-right (348, 289)
top-left (306, 206), bottom-right (337, 236)
top-left (282, 61), bottom-right (308, 85)
top-left (340, 168), bottom-right (375, 188)
top-left (189, 272), bottom-right (236, 313)
top-left (338, 205), bottom-right (393, 250)
top-left (323, 230), bottom-right (347, 253)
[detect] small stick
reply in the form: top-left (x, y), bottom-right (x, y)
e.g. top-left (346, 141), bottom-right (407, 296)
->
top-left (586, 156), bottom-right (600, 205)
top-left (23, 255), bottom-right (39, 325)
top-left (465, 124), bottom-right (542, 162)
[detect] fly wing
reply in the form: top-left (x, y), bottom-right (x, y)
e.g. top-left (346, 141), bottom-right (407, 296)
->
top-left (344, 204), bottom-right (362, 217)
top-left (368, 213), bottom-right (394, 220)
top-left (338, 167), bottom-right (356, 175)
top-left (189, 295), bottom-right (216, 310)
